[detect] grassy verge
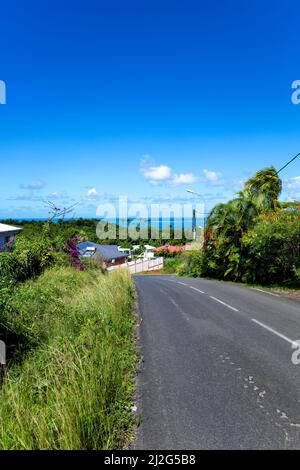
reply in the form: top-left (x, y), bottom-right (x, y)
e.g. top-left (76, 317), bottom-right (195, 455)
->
top-left (160, 256), bottom-right (300, 300)
top-left (243, 283), bottom-right (300, 300)
top-left (158, 257), bottom-right (184, 274)
top-left (0, 267), bottom-right (137, 449)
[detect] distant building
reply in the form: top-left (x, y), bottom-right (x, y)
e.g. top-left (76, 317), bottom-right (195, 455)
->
top-left (143, 244), bottom-right (156, 259)
top-left (0, 223), bottom-right (22, 251)
top-left (130, 244), bottom-right (156, 259)
top-left (77, 241), bottom-right (128, 267)
top-left (153, 244), bottom-right (188, 254)
top-left (118, 246), bottom-right (132, 257)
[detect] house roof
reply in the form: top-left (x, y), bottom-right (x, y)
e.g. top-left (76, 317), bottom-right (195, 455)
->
top-left (153, 244), bottom-right (188, 253)
top-left (0, 223), bottom-right (23, 234)
top-left (77, 241), bottom-right (128, 261)
top-left (144, 244), bottom-right (156, 250)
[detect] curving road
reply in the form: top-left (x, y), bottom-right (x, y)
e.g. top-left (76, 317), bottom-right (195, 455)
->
top-left (134, 275), bottom-right (300, 450)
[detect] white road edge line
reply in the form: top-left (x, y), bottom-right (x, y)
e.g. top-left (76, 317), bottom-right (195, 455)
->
top-left (177, 281), bottom-right (188, 286)
top-left (251, 287), bottom-right (279, 297)
top-left (209, 296), bottom-right (239, 312)
top-left (189, 286), bottom-right (206, 294)
top-left (251, 318), bottom-right (296, 346)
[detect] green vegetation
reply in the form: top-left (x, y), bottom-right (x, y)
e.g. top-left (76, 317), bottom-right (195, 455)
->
top-left (203, 167), bottom-right (300, 285)
top-left (0, 164), bottom-right (299, 448)
top-left (160, 257), bottom-right (183, 274)
top-left (0, 226), bottom-right (66, 294)
top-left (1, 218), bottom-right (189, 248)
top-left (169, 167), bottom-right (300, 287)
top-left (241, 210), bottom-right (300, 284)
top-left (176, 251), bottom-right (203, 278)
top-left (0, 211), bottom-right (138, 449)
top-left (0, 267), bottom-right (136, 449)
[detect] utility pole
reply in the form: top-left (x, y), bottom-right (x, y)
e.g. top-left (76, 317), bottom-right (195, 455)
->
top-left (192, 208), bottom-right (196, 241)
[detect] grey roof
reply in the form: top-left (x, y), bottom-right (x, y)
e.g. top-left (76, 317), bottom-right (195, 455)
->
top-left (77, 242), bottom-right (128, 261)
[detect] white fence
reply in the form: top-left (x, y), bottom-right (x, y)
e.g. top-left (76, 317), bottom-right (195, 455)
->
top-left (107, 257), bottom-right (164, 274)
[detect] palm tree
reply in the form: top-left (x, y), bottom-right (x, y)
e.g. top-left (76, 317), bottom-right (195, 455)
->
top-left (242, 166), bottom-right (282, 211)
top-left (206, 196), bottom-right (258, 238)
top-left (206, 203), bottom-right (231, 233)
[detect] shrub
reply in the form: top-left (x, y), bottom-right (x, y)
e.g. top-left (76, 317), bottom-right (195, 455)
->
top-left (0, 235), bottom-right (59, 289)
top-left (176, 251), bottom-right (203, 277)
top-left (162, 257), bottom-right (183, 273)
top-left (242, 210), bottom-right (300, 285)
top-left (155, 249), bottom-right (179, 258)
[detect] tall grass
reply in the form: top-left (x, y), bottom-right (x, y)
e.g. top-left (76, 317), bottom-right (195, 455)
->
top-left (0, 267), bottom-right (137, 449)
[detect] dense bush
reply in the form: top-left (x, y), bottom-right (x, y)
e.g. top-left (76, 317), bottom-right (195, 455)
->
top-left (174, 168), bottom-right (300, 287)
top-left (201, 207), bottom-right (300, 286)
top-left (162, 257), bottom-right (183, 274)
top-left (161, 252), bottom-right (203, 277)
top-left (176, 251), bottom-right (203, 277)
top-left (241, 210), bottom-right (300, 285)
top-left (0, 229), bottom-right (73, 293)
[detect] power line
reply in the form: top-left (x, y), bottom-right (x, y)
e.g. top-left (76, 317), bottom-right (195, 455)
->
top-left (277, 152), bottom-right (300, 174)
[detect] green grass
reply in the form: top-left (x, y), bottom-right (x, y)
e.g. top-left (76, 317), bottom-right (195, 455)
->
top-left (158, 257), bottom-right (184, 274)
top-left (0, 267), bottom-right (137, 449)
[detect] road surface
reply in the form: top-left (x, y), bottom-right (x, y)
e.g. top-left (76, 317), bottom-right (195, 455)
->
top-left (134, 275), bottom-right (300, 449)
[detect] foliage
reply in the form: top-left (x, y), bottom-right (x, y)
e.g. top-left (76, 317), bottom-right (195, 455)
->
top-left (177, 167), bottom-right (300, 286)
top-left (0, 267), bottom-right (136, 449)
top-left (0, 218), bottom-right (190, 248)
top-left (155, 249), bottom-right (179, 258)
top-left (176, 251), bottom-right (203, 277)
top-left (161, 257), bottom-right (183, 274)
top-left (63, 236), bottom-right (84, 271)
top-left (0, 237), bottom-right (56, 290)
top-left (241, 210), bottom-right (300, 285)
top-left (160, 252), bottom-right (203, 277)
top-left (242, 166), bottom-right (282, 211)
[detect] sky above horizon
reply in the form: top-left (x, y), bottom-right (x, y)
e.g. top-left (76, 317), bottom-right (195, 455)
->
top-left (0, 0), bottom-right (300, 219)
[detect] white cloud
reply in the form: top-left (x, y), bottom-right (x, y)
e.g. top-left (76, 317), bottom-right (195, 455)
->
top-left (283, 176), bottom-right (300, 200)
top-left (45, 192), bottom-right (73, 202)
top-left (47, 192), bottom-right (60, 199)
top-left (141, 165), bottom-right (172, 184)
top-left (20, 180), bottom-right (45, 190)
top-left (140, 156), bottom-right (198, 186)
top-left (86, 187), bottom-right (99, 198)
top-left (287, 176), bottom-right (300, 190)
top-left (9, 192), bottom-right (43, 201)
top-left (172, 173), bottom-right (198, 185)
top-left (203, 169), bottom-right (223, 182)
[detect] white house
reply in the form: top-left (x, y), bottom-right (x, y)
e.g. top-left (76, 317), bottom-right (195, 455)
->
top-left (143, 244), bottom-right (156, 259)
top-left (131, 244), bottom-right (156, 259)
top-left (0, 223), bottom-right (22, 251)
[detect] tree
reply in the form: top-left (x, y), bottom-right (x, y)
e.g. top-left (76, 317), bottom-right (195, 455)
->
top-left (242, 166), bottom-right (282, 211)
top-left (202, 167), bottom-right (283, 281)
top-left (242, 210), bottom-right (300, 285)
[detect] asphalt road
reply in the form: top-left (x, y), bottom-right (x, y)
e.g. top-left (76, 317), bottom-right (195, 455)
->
top-left (134, 275), bottom-right (300, 450)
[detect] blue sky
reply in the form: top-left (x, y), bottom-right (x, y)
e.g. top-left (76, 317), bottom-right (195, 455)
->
top-left (0, 0), bottom-right (300, 218)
